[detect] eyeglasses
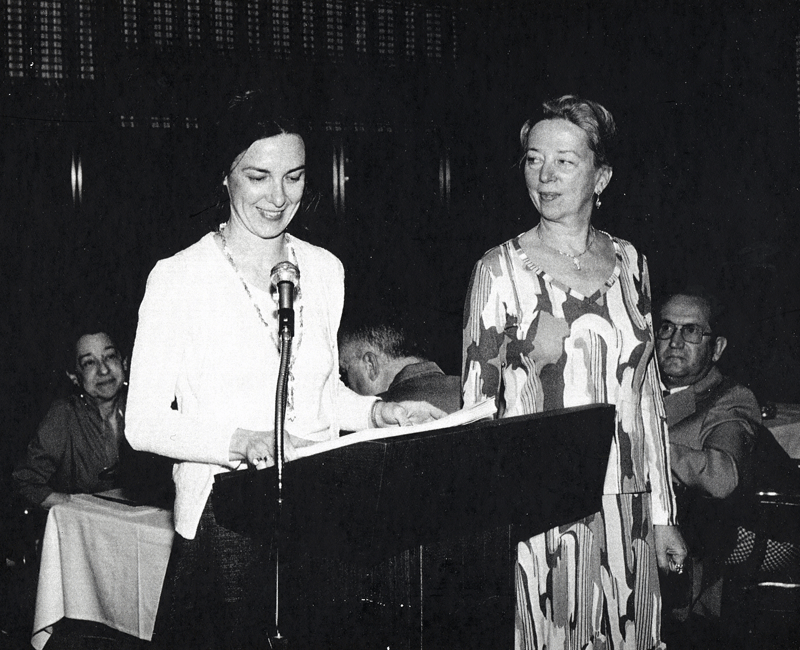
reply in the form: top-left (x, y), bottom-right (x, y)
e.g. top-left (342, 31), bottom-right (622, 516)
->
top-left (656, 321), bottom-right (713, 344)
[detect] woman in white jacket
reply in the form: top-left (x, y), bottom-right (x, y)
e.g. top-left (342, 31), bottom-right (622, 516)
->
top-left (126, 90), bottom-right (441, 648)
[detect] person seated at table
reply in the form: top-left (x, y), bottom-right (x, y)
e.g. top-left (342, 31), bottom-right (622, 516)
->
top-left (339, 322), bottom-right (461, 414)
top-left (125, 89), bottom-right (444, 649)
top-left (656, 289), bottom-right (800, 632)
top-left (13, 325), bottom-right (131, 509)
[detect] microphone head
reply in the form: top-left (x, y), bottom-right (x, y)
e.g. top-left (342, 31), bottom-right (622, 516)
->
top-left (270, 261), bottom-right (300, 289)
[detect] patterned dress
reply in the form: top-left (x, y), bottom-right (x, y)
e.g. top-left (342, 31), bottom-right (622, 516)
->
top-left (462, 233), bottom-right (676, 650)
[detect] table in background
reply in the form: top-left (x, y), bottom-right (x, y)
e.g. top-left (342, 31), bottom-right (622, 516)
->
top-left (766, 403), bottom-right (800, 459)
top-left (32, 490), bottom-right (174, 649)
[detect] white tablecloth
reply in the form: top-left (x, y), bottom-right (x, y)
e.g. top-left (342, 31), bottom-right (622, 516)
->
top-left (766, 403), bottom-right (800, 459)
top-left (32, 490), bottom-right (174, 649)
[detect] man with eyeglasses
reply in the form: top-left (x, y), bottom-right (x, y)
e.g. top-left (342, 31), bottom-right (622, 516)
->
top-left (657, 292), bottom-right (760, 502)
top-left (656, 290), bottom-right (763, 639)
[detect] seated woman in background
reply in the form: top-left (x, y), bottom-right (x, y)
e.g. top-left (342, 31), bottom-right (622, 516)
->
top-left (462, 95), bottom-right (687, 649)
top-left (14, 325), bottom-right (131, 509)
top-left (125, 90), bottom-right (443, 649)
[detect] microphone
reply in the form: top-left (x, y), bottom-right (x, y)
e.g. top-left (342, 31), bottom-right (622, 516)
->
top-left (270, 261), bottom-right (300, 337)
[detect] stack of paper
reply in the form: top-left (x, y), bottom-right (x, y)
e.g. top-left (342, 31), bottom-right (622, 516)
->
top-left (297, 399), bottom-right (497, 458)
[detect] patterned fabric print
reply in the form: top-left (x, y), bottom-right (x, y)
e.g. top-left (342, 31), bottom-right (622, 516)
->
top-left (516, 495), bottom-right (665, 650)
top-left (462, 234), bottom-right (675, 522)
top-left (462, 234), bottom-right (677, 650)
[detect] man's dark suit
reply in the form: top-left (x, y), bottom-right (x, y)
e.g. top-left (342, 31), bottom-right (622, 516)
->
top-left (378, 361), bottom-right (461, 414)
top-left (663, 366), bottom-right (761, 618)
top-left (665, 366), bottom-right (760, 500)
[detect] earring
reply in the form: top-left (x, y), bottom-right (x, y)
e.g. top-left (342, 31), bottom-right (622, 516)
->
top-left (595, 192), bottom-right (602, 209)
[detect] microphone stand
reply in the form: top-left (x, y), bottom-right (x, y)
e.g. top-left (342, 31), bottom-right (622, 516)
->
top-left (270, 307), bottom-right (294, 650)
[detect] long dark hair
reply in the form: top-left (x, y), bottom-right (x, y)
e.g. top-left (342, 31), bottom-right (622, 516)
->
top-left (212, 89), bottom-right (319, 221)
top-left (217, 90), bottom-right (305, 179)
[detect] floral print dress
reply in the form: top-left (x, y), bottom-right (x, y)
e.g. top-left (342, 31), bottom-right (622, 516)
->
top-left (462, 232), bottom-right (676, 650)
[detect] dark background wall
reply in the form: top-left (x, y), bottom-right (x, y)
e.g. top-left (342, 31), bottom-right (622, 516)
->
top-left (2, 0), bottom-right (799, 489)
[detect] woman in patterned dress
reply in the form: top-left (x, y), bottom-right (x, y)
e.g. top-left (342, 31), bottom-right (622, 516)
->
top-left (462, 95), bottom-right (687, 650)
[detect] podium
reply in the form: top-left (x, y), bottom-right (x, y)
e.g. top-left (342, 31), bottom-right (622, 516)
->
top-left (214, 404), bottom-right (615, 649)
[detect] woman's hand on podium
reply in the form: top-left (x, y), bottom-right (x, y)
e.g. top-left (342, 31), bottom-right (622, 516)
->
top-left (229, 428), bottom-right (300, 469)
top-left (372, 400), bottom-right (446, 427)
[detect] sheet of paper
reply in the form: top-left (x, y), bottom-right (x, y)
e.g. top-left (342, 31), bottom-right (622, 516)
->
top-left (297, 398), bottom-right (497, 458)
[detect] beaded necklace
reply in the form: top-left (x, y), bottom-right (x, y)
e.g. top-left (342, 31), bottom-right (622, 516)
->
top-left (216, 223), bottom-right (303, 420)
top-left (537, 222), bottom-right (595, 271)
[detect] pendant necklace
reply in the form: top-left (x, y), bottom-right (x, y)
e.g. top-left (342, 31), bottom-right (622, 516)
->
top-left (217, 223), bottom-right (303, 420)
top-left (537, 223), bottom-right (595, 271)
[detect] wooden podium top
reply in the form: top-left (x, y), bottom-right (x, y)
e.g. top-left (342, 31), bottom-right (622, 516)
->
top-left (213, 404), bottom-right (615, 564)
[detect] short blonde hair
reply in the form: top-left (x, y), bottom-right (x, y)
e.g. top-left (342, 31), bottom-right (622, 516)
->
top-left (519, 95), bottom-right (617, 169)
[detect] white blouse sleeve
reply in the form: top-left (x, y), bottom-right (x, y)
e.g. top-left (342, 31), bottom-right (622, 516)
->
top-left (125, 259), bottom-right (237, 467)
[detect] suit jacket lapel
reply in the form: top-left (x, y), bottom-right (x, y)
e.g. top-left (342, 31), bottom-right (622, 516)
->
top-left (663, 366), bottom-right (724, 428)
top-left (664, 388), bottom-right (696, 428)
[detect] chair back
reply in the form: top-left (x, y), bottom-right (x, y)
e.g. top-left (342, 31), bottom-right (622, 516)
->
top-left (752, 423), bottom-right (800, 494)
top-left (721, 423), bottom-right (800, 649)
top-left (747, 423), bottom-right (800, 543)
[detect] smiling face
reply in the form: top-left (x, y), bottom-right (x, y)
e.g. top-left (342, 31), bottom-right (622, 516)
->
top-left (224, 133), bottom-right (306, 242)
top-left (523, 118), bottom-right (611, 223)
top-left (68, 333), bottom-right (127, 404)
top-left (657, 295), bottom-right (726, 388)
